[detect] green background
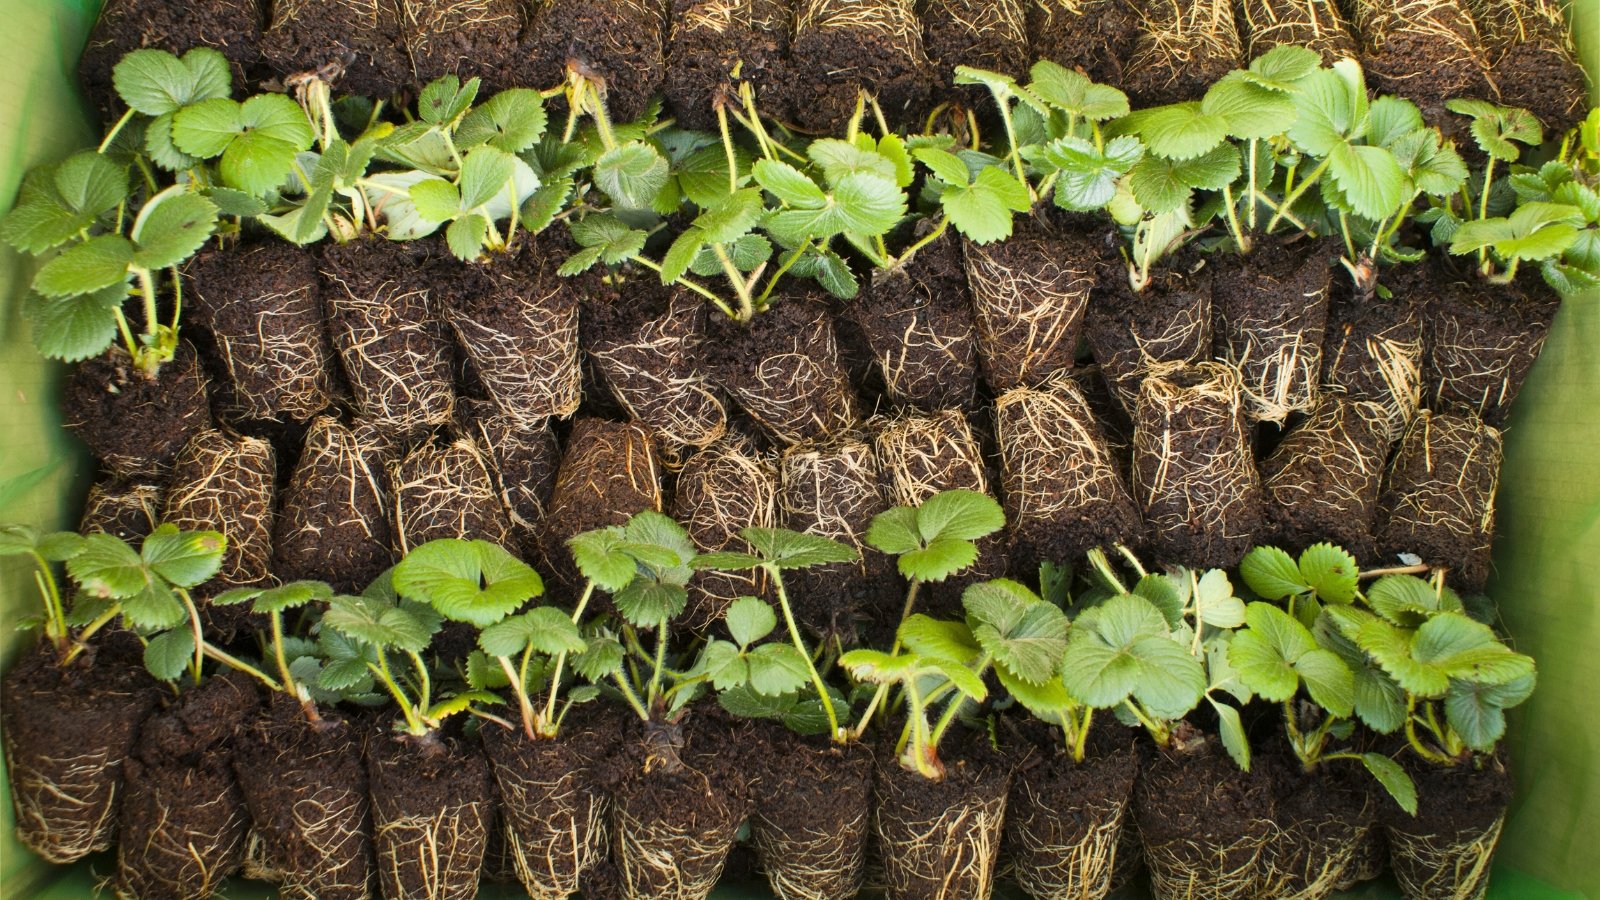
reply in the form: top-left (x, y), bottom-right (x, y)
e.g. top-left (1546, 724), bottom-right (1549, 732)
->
top-left (0, 1), bottom-right (1594, 897)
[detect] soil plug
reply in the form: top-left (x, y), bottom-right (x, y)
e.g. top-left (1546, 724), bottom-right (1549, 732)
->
top-left (1346, 0), bottom-right (1492, 124)
top-left (1125, 0), bottom-right (1244, 105)
top-left (273, 416), bottom-right (395, 591)
top-left (459, 400), bottom-right (560, 561)
top-left (79, 0), bottom-right (263, 120)
top-left (673, 437), bottom-right (780, 632)
top-left (1375, 411), bottom-right (1502, 593)
top-left (79, 481), bottom-right (163, 544)
top-left (264, 0), bottom-right (411, 99)
top-left (1028, 0), bottom-right (1142, 86)
top-left (523, 0), bottom-right (668, 123)
top-left (784, 0), bottom-right (932, 133)
top-left (401, 0), bottom-right (522, 89)
top-left (390, 436), bottom-right (516, 556)
top-left (1238, 0), bottom-right (1357, 63)
top-left (1467, 0), bottom-right (1589, 133)
top-left (665, 0), bottom-right (794, 131)
top-left (1261, 398), bottom-right (1392, 559)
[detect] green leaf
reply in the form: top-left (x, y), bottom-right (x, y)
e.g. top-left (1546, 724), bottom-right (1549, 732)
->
top-left (703, 640), bottom-right (749, 690)
top-left (1133, 574), bottom-right (1186, 628)
top-left (1444, 673), bottom-right (1535, 752)
top-left (898, 538), bottom-right (980, 582)
top-left (1212, 698), bottom-right (1251, 771)
top-left (572, 632), bottom-right (625, 680)
top-left (68, 532), bottom-right (150, 600)
top-left (679, 144), bottom-right (752, 206)
top-left (446, 214), bottom-right (490, 260)
top-left (392, 538), bottom-right (543, 627)
top-left (1239, 546), bottom-right (1307, 600)
top-left (323, 592), bottom-right (438, 654)
top-left (1244, 45), bottom-right (1321, 91)
top-left (1128, 143), bottom-right (1240, 214)
top-left (1448, 99), bottom-right (1543, 162)
top-left (865, 507), bottom-right (920, 557)
top-left (696, 188), bottom-right (763, 244)
top-left (27, 281), bottom-right (126, 362)
top-left (740, 527), bottom-right (859, 569)
top-left (839, 648), bottom-right (915, 684)
top-left (36, 532), bottom-right (85, 563)
top-left (205, 187), bottom-right (269, 217)
top-left (1028, 61), bottom-right (1129, 120)
top-left (898, 616), bottom-right (982, 665)
top-left (480, 607), bottom-right (585, 657)
top-left (520, 177), bottom-right (572, 234)
top-left (809, 138), bottom-right (899, 184)
top-left (1299, 543), bottom-right (1360, 604)
top-left (1328, 143), bottom-right (1406, 221)
top-left (753, 159), bottom-right (826, 208)
top-left (613, 579), bottom-right (688, 629)
top-left (997, 664), bottom-right (1073, 717)
top-left (428, 690), bottom-right (502, 721)
top-left (418, 75), bottom-right (480, 125)
top-left (1368, 575), bottom-right (1460, 625)
top-left (141, 524), bottom-right (225, 588)
top-left (933, 657), bottom-right (990, 702)
top-left (568, 526), bottom-right (638, 591)
top-left (1202, 76), bottom-right (1297, 141)
top-left (595, 142), bottom-right (669, 209)
top-left (968, 584), bottom-right (1069, 684)
top-left (691, 551), bottom-right (766, 571)
top-left (1195, 569), bottom-right (1246, 628)
top-left (131, 189), bottom-right (219, 270)
top-left (457, 89), bottom-right (547, 153)
top-left (1130, 103), bottom-right (1229, 160)
top-left (912, 147), bottom-right (971, 186)
top-left (747, 643), bottom-right (810, 695)
top-left (1411, 613), bottom-right (1535, 685)
top-left (1358, 618), bottom-right (1447, 696)
top-left (1230, 620), bottom-right (1302, 701)
top-left (410, 178), bottom-right (462, 221)
top-left (1063, 593), bottom-right (1204, 717)
top-left (569, 214), bottom-right (648, 266)
top-left (1359, 752), bottom-right (1417, 815)
top-left (689, 232), bottom-right (771, 276)
top-left (1296, 648), bottom-right (1355, 716)
top-left (459, 146), bottom-right (518, 210)
top-left (1288, 64), bottom-right (1366, 158)
top-left (170, 97), bottom-right (244, 157)
top-left (121, 584), bottom-right (187, 631)
top-left (143, 629), bottom-right (195, 682)
top-left (112, 47), bottom-right (230, 117)
top-left (769, 171), bottom-right (905, 240)
top-left (55, 151), bottom-right (129, 220)
top-left (34, 234), bottom-right (132, 297)
top-left (1036, 135), bottom-right (1143, 212)
top-left (725, 596), bottom-right (776, 647)
top-left (941, 167), bottom-right (1030, 245)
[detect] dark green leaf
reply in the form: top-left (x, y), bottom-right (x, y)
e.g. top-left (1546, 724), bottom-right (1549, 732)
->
top-left (34, 234), bottom-right (132, 297)
top-left (144, 628), bottom-right (195, 682)
top-left (392, 538), bottom-right (543, 627)
top-left (1359, 753), bottom-right (1417, 815)
top-left (740, 527), bottom-right (859, 569)
top-left (27, 281), bottom-right (126, 362)
top-left (1239, 546), bottom-right (1308, 600)
top-left (418, 75), bottom-right (479, 125)
top-left (746, 643), bottom-right (810, 695)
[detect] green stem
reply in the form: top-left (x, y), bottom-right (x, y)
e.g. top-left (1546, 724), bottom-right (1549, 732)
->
top-left (97, 109), bottom-right (135, 154)
top-left (712, 243), bottom-right (755, 322)
top-left (168, 267), bottom-right (183, 339)
top-left (178, 590), bottom-right (205, 686)
top-left (1122, 699), bottom-right (1169, 746)
top-left (647, 626), bottom-right (669, 708)
top-left (134, 267), bottom-right (162, 373)
top-left (202, 642), bottom-right (282, 693)
top-left (893, 219), bottom-right (949, 267)
top-left (754, 238), bottom-right (812, 309)
top-left (852, 579), bottom-right (922, 739)
top-left (407, 649), bottom-right (433, 715)
top-left (903, 680), bottom-right (941, 779)
top-left (270, 611), bottom-right (297, 699)
top-left (372, 653), bottom-right (427, 735)
top-left (500, 655), bottom-right (537, 739)
top-left (1403, 696), bottom-right (1454, 765)
top-left (540, 582), bottom-right (595, 735)
top-left (1477, 157), bottom-right (1496, 274)
top-left (1222, 184), bottom-right (1250, 253)
top-left (1247, 138), bottom-right (1259, 231)
top-left (1267, 157), bottom-right (1332, 233)
top-left (929, 657), bottom-right (989, 748)
top-left (612, 671), bottom-right (651, 722)
top-left (630, 256), bottom-right (738, 319)
top-left (1072, 708), bottom-right (1093, 764)
top-left (64, 601), bottom-right (122, 665)
top-left (717, 103), bottom-right (740, 194)
top-left (27, 552), bottom-right (67, 650)
top-left (995, 94), bottom-right (1032, 200)
top-left (772, 568), bottom-right (841, 741)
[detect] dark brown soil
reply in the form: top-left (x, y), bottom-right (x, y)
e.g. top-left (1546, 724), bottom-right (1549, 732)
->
top-left (672, 436), bottom-right (779, 632)
top-left (1339, 826), bottom-right (1389, 889)
top-left (1382, 753), bottom-right (1512, 900)
top-left (873, 729), bottom-right (1010, 898)
top-left (782, 0), bottom-right (932, 132)
top-left (1086, 256), bottom-right (1214, 416)
top-left (664, 0), bottom-right (793, 130)
top-left (1322, 268), bottom-right (1425, 442)
top-left (1475, 0), bottom-right (1589, 133)
top-left (1124, 0), bottom-right (1243, 104)
top-left (540, 417), bottom-right (663, 596)
top-left (63, 344), bottom-right (212, 478)
top-left (1135, 734), bottom-right (1275, 899)
top-left (1238, 0), bottom-right (1358, 63)
top-left (855, 231), bottom-right (980, 411)
top-left (745, 724), bottom-right (873, 899)
top-left (272, 415), bottom-right (395, 592)
top-left (0, 635), bottom-right (158, 864)
top-left (1261, 396), bottom-right (1392, 561)
top-left (320, 237), bottom-right (456, 438)
top-left (233, 693), bottom-right (371, 900)
top-left (1347, 0), bottom-right (1492, 125)
top-left (79, 0), bottom-right (263, 119)
top-left (403, 0), bottom-right (522, 89)
top-left (458, 400), bottom-right (560, 562)
top-left (584, 277), bottom-right (728, 454)
top-left (163, 428), bottom-right (276, 635)
top-left (1423, 265), bottom-right (1560, 428)
top-left (264, 0), bottom-right (411, 99)
top-left (778, 435), bottom-right (899, 640)
top-left (962, 219), bottom-right (1095, 393)
top-left (439, 240), bottom-right (582, 426)
top-left (1375, 411), bottom-right (1502, 592)
top-left (522, 0), bottom-right (667, 123)
top-left (1028, 0), bottom-right (1142, 86)
top-left (873, 409), bottom-right (1008, 619)
top-left (366, 729), bottom-right (494, 900)
top-left (479, 722), bottom-right (608, 899)
top-left (607, 715), bottom-right (748, 898)
top-left (705, 290), bottom-right (860, 447)
top-left (1261, 744), bottom-right (1374, 898)
top-left (922, 0), bottom-right (1028, 95)
top-left (78, 479), bottom-right (162, 543)
top-left (996, 380), bottom-right (1143, 576)
top-left (389, 435), bottom-right (515, 555)
top-left (187, 241), bottom-right (337, 427)
top-left (1132, 362), bottom-right (1264, 568)
top-left (115, 671), bottom-right (261, 900)
top-left (1005, 720), bottom-right (1140, 900)
top-left (1211, 243), bottom-right (1335, 425)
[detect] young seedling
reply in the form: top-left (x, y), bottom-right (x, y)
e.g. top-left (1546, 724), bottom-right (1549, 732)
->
top-left (692, 525), bottom-right (862, 741)
top-left (0, 525), bottom-right (89, 661)
top-left (1433, 100), bottom-right (1546, 279)
top-left (838, 628), bottom-right (987, 780)
top-left (1483, 122), bottom-right (1600, 293)
top-left (209, 580), bottom-right (348, 719)
top-left (1239, 542), bottom-right (1362, 629)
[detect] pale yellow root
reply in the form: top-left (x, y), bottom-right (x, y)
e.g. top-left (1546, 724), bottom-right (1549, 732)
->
top-left (390, 436), bottom-right (515, 554)
top-left (1387, 815), bottom-right (1504, 900)
top-left (163, 429), bottom-right (277, 588)
top-left (373, 799), bottom-right (491, 900)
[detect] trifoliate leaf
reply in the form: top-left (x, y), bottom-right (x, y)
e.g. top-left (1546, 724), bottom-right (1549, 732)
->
top-left (967, 582), bottom-right (1069, 684)
top-left (1288, 66), bottom-right (1365, 157)
top-left (703, 640), bottom-right (749, 690)
top-left (140, 524), bottom-right (225, 589)
top-left (739, 527), bottom-right (858, 569)
top-left (1299, 543), bottom-right (1360, 604)
top-left (1129, 103), bottom-right (1229, 161)
top-left (418, 75), bottom-right (479, 125)
top-left (1359, 753), bottom-right (1417, 815)
top-left (1239, 546), bottom-right (1307, 600)
top-left (753, 159), bottom-right (825, 208)
top-left (1411, 613), bottom-right (1535, 686)
top-left (1447, 99), bottom-right (1542, 162)
top-left (26, 281), bottom-right (126, 363)
top-left (34, 234), bottom-right (132, 298)
top-left (1128, 142), bottom-right (1240, 214)
top-left (747, 643), bottom-right (810, 696)
top-left (143, 628), bottom-right (196, 682)
top-left (1036, 134), bottom-right (1143, 212)
top-left (725, 596), bottom-right (777, 647)
top-left (595, 141), bottom-right (669, 209)
top-left (940, 167), bottom-right (1030, 245)
top-left (1243, 45), bottom-right (1321, 91)
top-left (480, 607), bottom-right (585, 657)
top-left (112, 47), bottom-right (230, 117)
top-left (1063, 593), bottom-right (1204, 717)
top-left (695, 188), bottom-right (763, 244)
top-left (392, 538), bottom-right (543, 627)
top-left (322, 593), bottom-right (438, 654)
top-left (1202, 75), bottom-right (1297, 141)
top-left (457, 88), bottom-right (546, 153)
top-left (1027, 60), bottom-right (1129, 120)
top-left (689, 232), bottom-right (771, 277)
top-left (1451, 202), bottom-right (1583, 262)
top-left (809, 138), bottom-right (899, 184)
top-left (130, 189), bottom-right (218, 270)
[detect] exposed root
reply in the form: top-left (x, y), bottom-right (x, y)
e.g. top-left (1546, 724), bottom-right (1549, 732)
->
top-left (961, 225), bottom-right (1093, 392)
top-left (1261, 396), bottom-right (1391, 559)
top-left (371, 798), bottom-right (491, 900)
top-left (163, 429), bottom-right (277, 590)
top-left (710, 296), bottom-right (860, 448)
top-left (872, 409), bottom-right (989, 505)
top-left (1387, 814), bottom-right (1504, 900)
top-left (114, 758), bottom-right (249, 900)
top-left (6, 744), bottom-right (126, 864)
top-left (1347, 0), bottom-right (1491, 113)
top-left (1213, 252), bottom-right (1333, 425)
top-left (873, 760), bottom-right (1008, 899)
top-left (673, 436), bottom-right (779, 632)
top-left (996, 377), bottom-right (1142, 567)
top-left (922, 0), bottom-right (1029, 87)
top-left (1337, 827), bottom-right (1389, 889)
top-left (612, 774), bottom-right (743, 900)
top-left (79, 480), bottom-right (162, 543)
top-left (590, 286), bottom-right (729, 456)
top-left (390, 436), bottom-right (515, 555)
top-left (1110, 813), bottom-right (1145, 892)
top-left (1143, 828), bottom-right (1270, 900)
top-left (321, 243), bottom-right (457, 435)
top-left (242, 828), bottom-right (286, 883)
top-left (481, 727), bottom-right (608, 900)
top-left (752, 801), bottom-right (869, 900)
top-left (542, 418), bottom-right (663, 593)
top-left (1467, 0), bottom-right (1588, 130)
top-left (446, 271), bottom-right (581, 428)
top-left (1424, 275), bottom-right (1558, 428)
top-left (273, 415), bottom-right (395, 591)
top-left (1126, 0), bottom-right (1243, 102)
top-left (1323, 295), bottom-right (1423, 443)
top-left (787, 0), bottom-right (932, 131)
top-left (401, 0), bottom-right (520, 86)
top-left (1239, 0), bottom-right (1357, 62)
top-left (1008, 776), bottom-right (1130, 900)
top-left (1085, 266), bottom-right (1214, 417)
top-left (1376, 411), bottom-right (1501, 591)
top-left (779, 434), bottom-right (896, 635)
top-left (795, 0), bottom-right (922, 51)
top-left (459, 401), bottom-right (560, 559)
top-left (857, 231), bottom-right (980, 412)
top-left (187, 242), bottom-right (336, 425)
top-left (1132, 362), bottom-right (1263, 568)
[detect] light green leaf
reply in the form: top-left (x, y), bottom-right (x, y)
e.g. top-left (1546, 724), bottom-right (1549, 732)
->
top-left (1195, 569), bottom-right (1246, 628)
top-left (747, 643), bottom-right (810, 695)
top-left (27, 281), bottom-right (126, 362)
top-left (725, 596), bottom-right (776, 647)
top-left (595, 141), bottom-right (669, 209)
top-left (1129, 142), bottom-right (1240, 214)
top-left (690, 550), bottom-right (766, 571)
top-left (696, 188), bottom-right (763, 244)
top-left (571, 631), bottom-right (625, 680)
top-left (446, 214), bottom-right (490, 260)
top-left (740, 527), bottom-right (859, 569)
top-left (703, 640), bottom-right (749, 690)
top-left (67, 532), bottom-right (149, 600)
top-left (140, 524), bottom-right (225, 588)
top-left (1296, 647), bottom-right (1355, 716)
top-left (971, 595), bottom-right (1069, 684)
top-left (1288, 66), bottom-right (1364, 157)
top-left (410, 178), bottom-right (462, 221)
top-left (457, 88), bottom-right (546, 153)
top-left (899, 615), bottom-right (982, 664)
top-left (1027, 61), bottom-right (1129, 120)
top-left (897, 538), bottom-right (980, 582)
top-left (131, 189), bottom-right (218, 270)
top-left (679, 144), bottom-right (752, 206)
top-left (865, 507), bottom-right (921, 557)
top-left (1299, 543), bottom-right (1360, 604)
top-left (480, 607), bottom-right (585, 657)
top-left (1243, 45), bottom-right (1321, 91)
top-left (613, 579), bottom-right (688, 629)
top-left (392, 538), bottom-right (543, 627)
top-left (1063, 593), bottom-right (1204, 717)
top-left (941, 167), bottom-right (1030, 245)
top-left (1229, 624), bottom-right (1301, 701)
top-left (1240, 546), bottom-right (1307, 600)
top-left (1212, 698), bottom-right (1251, 770)
top-left (459, 145), bottom-right (518, 210)
top-left (1361, 753), bottom-right (1417, 814)
top-left (112, 47), bottom-right (230, 117)
top-left (997, 664), bottom-right (1074, 717)
top-left (144, 629), bottom-right (196, 682)
top-left (1411, 613), bottom-right (1535, 685)
top-left (753, 159), bottom-right (825, 208)
top-left (34, 234), bottom-right (132, 297)
top-left (1130, 103), bottom-right (1229, 160)
top-left (322, 593), bottom-right (437, 654)
top-left (1202, 76), bottom-right (1297, 141)
top-left (1036, 134), bottom-right (1143, 212)
top-left (1328, 142), bottom-right (1406, 221)
top-left (809, 138), bottom-right (899, 184)
top-left (912, 147), bottom-right (971, 186)
top-left (419, 75), bottom-right (480, 125)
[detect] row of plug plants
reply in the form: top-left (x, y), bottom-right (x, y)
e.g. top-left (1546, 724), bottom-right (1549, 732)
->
top-left (1, 487), bottom-right (1534, 900)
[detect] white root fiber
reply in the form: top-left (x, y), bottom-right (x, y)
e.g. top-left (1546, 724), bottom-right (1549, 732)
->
top-left (962, 231), bottom-right (1092, 391)
top-left (163, 429), bottom-right (277, 589)
top-left (390, 436), bottom-right (515, 555)
top-left (591, 288), bottom-right (728, 455)
top-left (1387, 814), bottom-right (1504, 900)
top-left (674, 437), bottom-right (779, 631)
